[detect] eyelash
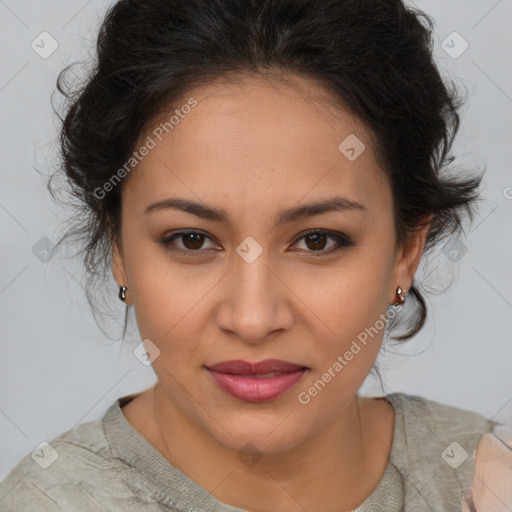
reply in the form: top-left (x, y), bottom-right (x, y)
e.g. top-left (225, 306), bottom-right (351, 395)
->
top-left (159, 229), bottom-right (354, 257)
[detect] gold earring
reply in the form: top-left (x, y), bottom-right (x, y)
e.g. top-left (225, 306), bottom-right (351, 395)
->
top-left (393, 286), bottom-right (407, 306)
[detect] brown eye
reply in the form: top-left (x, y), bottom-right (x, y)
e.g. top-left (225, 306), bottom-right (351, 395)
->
top-left (304, 233), bottom-right (328, 251)
top-left (160, 230), bottom-right (217, 254)
top-left (181, 232), bottom-right (206, 250)
top-left (292, 230), bottom-right (354, 255)
top-left (160, 229), bottom-right (353, 257)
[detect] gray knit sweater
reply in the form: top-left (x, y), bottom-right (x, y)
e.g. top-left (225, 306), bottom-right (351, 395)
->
top-left (0, 392), bottom-right (509, 511)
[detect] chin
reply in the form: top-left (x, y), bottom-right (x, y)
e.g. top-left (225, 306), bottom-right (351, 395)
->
top-left (203, 407), bottom-right (312, 456)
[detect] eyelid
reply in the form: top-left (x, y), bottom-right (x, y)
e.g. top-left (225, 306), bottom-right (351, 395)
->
top-left (291, 228), bottom-right (352, 246)
top-left (159, 228), bottom-right (354, 255)
top-left (161, 229), bottom-right (220, 254)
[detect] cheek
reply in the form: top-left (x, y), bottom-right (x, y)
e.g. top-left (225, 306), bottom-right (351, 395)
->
top-left (296, 251), bottom-right (393, 372)
top-left (305, 251), bottom-right (392, 326)
top-left (295, 279), bottom-right (389, 414)
top-left (122, 241), bottom-right (192, 342)
top-left (126, 223), bottom-right (393, 368)
top-left (125, 243), bottom-right (228, 370)
top-left (131, 279), bottom-right (211, 361)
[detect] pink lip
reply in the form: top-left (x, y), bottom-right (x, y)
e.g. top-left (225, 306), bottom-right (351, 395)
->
top-left (206, 359), bottom-right (308, 402)
top-left (207, 359), bottom-right (306, 375)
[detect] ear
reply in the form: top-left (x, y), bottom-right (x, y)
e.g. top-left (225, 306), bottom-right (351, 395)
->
top-left (390, 214), bottom-right (434, 304)
top-left (112, 240), bottom-right (130, 304)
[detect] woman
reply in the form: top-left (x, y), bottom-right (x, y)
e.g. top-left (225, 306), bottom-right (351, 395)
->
top-left (1, 0), bottom-right (510, 510)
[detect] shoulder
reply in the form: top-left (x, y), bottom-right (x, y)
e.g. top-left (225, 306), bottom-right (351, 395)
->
top-left (384, 392), bottom-right (512, 510)
top-left (386, 391), bottom-right (496, 468)
top-left (0, 414), bottom-right (131, 511)
top-left (387, 392), bottom-right (493, 438)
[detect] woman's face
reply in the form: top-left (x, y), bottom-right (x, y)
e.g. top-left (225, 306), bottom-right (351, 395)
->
top-left (112, 73), bottom-right (426, 454)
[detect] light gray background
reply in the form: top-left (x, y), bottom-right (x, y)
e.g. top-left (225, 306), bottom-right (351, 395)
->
top-left (1, 0), bottom-right (511, 479)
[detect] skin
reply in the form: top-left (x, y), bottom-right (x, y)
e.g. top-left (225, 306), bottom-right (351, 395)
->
top-left (112, 72), bottom-right (432, 512)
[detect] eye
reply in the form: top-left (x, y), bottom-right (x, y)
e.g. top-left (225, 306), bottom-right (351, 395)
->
top-left (290, 229), bottom-right (354, 255)
top-left (159, 229), bottom-right (353, 256)
top-left (159, 230), bottom-right (219, 255)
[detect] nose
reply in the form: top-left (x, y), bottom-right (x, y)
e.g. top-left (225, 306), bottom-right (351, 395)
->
top-left (214, 248), bottom-right (294, 344)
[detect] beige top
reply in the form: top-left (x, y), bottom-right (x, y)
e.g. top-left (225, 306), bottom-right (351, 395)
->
top-left (0, 392), bottom-right (511, 511)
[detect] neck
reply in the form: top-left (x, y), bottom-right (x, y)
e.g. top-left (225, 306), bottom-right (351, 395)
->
top-left (152, 383), bottom-right (392, 512)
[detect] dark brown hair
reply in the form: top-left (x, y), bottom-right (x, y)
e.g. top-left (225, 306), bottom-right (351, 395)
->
top-left (47, 0), bottom-right (483, 348)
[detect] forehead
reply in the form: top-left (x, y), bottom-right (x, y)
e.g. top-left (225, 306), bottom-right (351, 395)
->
top-left (123, 73), bottom-right (390, 220)
top-left (163, 72), bottom-right (372, 153)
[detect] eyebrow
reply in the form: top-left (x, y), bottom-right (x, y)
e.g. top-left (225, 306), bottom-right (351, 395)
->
top-left (144, 196), bottom-right (367, 226)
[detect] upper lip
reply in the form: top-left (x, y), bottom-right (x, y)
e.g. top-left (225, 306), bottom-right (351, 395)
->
top-left (206, 359), bottom-right (307, 375)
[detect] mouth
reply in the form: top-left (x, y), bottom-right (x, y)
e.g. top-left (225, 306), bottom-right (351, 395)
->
top-left (205, 359), bottom-right (309, 403)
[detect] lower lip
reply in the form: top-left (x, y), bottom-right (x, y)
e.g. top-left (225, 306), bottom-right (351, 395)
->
top-left (207, 368), bottom-right (307, 402)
